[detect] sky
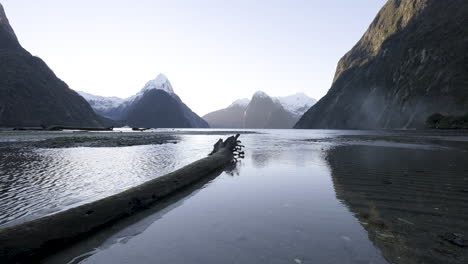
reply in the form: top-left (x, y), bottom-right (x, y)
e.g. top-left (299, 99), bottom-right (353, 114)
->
top-left (2, 0), bottom-right (386, 116)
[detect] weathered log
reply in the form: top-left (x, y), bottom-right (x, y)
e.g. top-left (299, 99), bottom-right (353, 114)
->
top-left (209, 134), bottom-right (242, 156)
top-left (0, 135), bottom-right (242, 263)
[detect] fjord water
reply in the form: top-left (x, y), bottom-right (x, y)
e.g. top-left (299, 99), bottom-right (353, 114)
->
top-left (1, 130), bottom-right (468, 263)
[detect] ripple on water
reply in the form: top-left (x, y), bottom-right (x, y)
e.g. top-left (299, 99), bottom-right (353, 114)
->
top-left (0, 137), bottom-right (212, 227)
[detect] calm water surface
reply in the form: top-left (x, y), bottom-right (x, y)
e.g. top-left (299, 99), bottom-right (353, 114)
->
top-left (1, 129), bottom-right (468, 263)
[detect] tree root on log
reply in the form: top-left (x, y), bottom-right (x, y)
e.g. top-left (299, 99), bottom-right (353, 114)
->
top-left (210, 133), bottom-right (244, 161)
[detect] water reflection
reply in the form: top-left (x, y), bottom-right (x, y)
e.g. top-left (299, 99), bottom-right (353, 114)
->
top-left (0, 136), bottom-right (211, 227)
top-left (43, 131), bottom-right (388, 264)
top-left (326, 145), bottom-right (468, 264)
top-left (43, 164), bottom-right (238, 264)
top-left (5, 129), bottom-right (468, 264)
top-left (249, 138), bottom-right (318, 169)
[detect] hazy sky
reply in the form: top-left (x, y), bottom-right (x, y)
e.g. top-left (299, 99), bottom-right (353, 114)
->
top-left (2, 0), bottom-right (386, 115)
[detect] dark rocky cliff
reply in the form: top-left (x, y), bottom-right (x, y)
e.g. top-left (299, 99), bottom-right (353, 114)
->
top-left (296, 0), bottom-right (468, 129)
top-left (0, 4), bottom-right (103, 127)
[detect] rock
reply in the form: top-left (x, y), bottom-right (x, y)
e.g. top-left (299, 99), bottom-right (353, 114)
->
top-left (295, 0), bottom-right (468, 129)
top-left (0, 3), bottom-right (104, 128)
top-left (442, 233), bottom-right (468, 247)
top-left (425, 112), bottom-right (468, 129)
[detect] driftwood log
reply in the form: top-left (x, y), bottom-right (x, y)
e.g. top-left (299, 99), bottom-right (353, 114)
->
top-left (210, 133), bottom-right (244, 160)
top-left (0, 134), bottom-right (244, 263)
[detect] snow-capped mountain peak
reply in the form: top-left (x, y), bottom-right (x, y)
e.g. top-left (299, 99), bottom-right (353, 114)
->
top-left (226, 91), bottom-right (315, 116)
top-left (141, 73), bottom-right (174, 95)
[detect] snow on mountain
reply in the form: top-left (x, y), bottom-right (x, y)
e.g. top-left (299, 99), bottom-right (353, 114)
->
top-left (275, 93), bottom-right (317, 116)
top-left (125, 73), bottom-right (175, 104)
top-left (229, 98), bottom-right (250, 107)
top-left (140, 74), bottom-right (174, 95)
top-left (77, 91), bottom-right (124, 111)
top-left (225, 92), bottom-right (316, 117)
top-left (76, 73), bottom-right (208, 128)
top-left (78, 73), bottom-right (175, 111)
top-left (253, 90), bottom-right (269, 99)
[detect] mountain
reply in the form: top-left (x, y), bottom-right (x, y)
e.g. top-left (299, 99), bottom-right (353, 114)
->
top-left (77, 91), bottom-right (125, 120)
top-left (276, 93), bottom-right (317, 118)
top-left (202, 99), bottom-right (249, 128)
top-left (295, 0), bottom-right (468, 129)
top-left (244, 91), bottom-right (296, 128)
top-left (0, 4), bottom-right (104, 128)
top-left (79, 74), bottom-right (209, 128)
top-left (203, 92), bottom-right (315, 128)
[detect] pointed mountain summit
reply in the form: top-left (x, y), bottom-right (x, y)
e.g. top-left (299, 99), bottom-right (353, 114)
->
top-left (0, 3), bottom-right (20, 50)
top-left (79, 74), bottom-right (209, 128)
top-left (296, 0), bottom-right (468, 129)
top-left (140, 74), bottom-right (174, 95)
top-left (203, 92), bottom-right (315, 128)
top-left (244, 91), bottom-right (295, 128)
top-left (0, 3), bottom-right (103, 127)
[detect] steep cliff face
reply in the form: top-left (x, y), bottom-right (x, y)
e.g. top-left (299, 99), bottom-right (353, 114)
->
top-left (0, 4), bottom-right (104, 127)
top-left (0, 3), bottom-right (19, 49)
top-left (296, 0), bottom-right (468, 129)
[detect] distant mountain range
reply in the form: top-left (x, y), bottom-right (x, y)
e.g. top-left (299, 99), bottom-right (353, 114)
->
top-left (296, 0), bottom-right (468, 129)
top-left (79, 74), bottom-right (209, 128)
top-left (0, 3), bottom-right (104, 128)
top-left (203, 92), bottom-right (316, 128)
